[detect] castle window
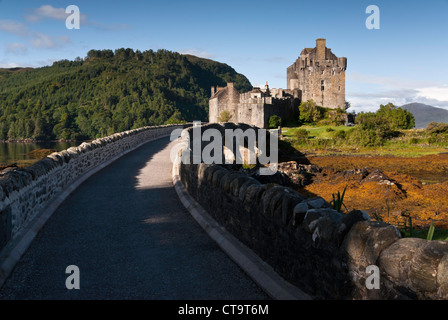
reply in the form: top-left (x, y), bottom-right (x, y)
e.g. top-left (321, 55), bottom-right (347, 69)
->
top-left (321, 70), bottom-right (324, 75)
top-left (332, 70), bottom-right (335, 75)
top-left (321, 80), bottom-right (325, 91)
top-left (338, 86), bottom-right (341, 91)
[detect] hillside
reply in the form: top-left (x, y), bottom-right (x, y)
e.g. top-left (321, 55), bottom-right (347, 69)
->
top-left (401, 103), bottom-right (448, 129)
top-left (0, 49), bottom-right (252, 141)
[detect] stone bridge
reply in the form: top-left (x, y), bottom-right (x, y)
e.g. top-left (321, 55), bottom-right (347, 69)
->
top-left (0, 123), bottom-right (448, 300)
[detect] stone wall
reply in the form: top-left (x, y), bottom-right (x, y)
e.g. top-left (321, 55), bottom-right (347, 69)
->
top-left (0, 124), bottom-right (184, 252)
top-left (177, 123), bottom-right (448, 300)
top-left (287, 38), bottom-right (346, 109)
top-left (209, 84), bottom-right (300, 129)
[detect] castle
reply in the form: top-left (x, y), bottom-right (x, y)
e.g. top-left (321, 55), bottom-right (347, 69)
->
top-left (287, 38), bottom-right (347, 109)
top-left (209, 38), bottom-right (347, 128)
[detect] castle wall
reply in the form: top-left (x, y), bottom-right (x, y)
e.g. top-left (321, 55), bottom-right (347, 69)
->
top-left (209, 97), bottom-right (219, 123)
top-left (287, 39), bottom-right (347, 109)
top-left (209, 83), bottom-right (240, 123)
top-left (209, 84), bottom-right (300, 129)
top-left (238, 102), bottom-right (265, 128)
top-left (297, 62), bottom-right (346, 109)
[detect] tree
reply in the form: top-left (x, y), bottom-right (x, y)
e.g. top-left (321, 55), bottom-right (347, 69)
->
top-left (218, 110), bottom-right (232, 122)
top-left (0, 48), bottom-right (252, 140)
top-left (269, 115), bottom-right (282, 129)
top-left (299, 100), bottom-right (324, 124)
top-left (376, 103), bottom-right (415, 129)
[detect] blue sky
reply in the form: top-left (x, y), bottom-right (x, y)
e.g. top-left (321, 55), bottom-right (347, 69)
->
top-left (0, 0), bottom-right (447, 112)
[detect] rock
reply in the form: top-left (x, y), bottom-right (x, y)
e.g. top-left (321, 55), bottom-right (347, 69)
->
top-left (305, 197), bottom-right (328, 209)
top-left (197, 163), bottom-right (210, 183)
top-left (379, 238), bottom-right (427, 286)
top-left (282, 193), bottom-right (305, 227)
top-left (212, 169), bottom-right (227, 188)
top-left (303, 208), bottom-right (340, 233)
top-left (409, 241), bottom-right (448, 294)
top-left (230, 174), bottom-right (252, 197)
top-left (261, 185), bottom-right (286, 219)
top-left (341, 210), bottom-right (371, 232)
top-left (238, 179), bottom-right (261, 202)
top-left (204, 165), bottom-right (223, 183)
top-left (343, 221), bottom-right (401, 268)
top-left (437, 254), bottom-right (448, 299)
top-left (291, 202), bottom-right (309, 227)
top-left (243, 184), bottom-right (265, 204)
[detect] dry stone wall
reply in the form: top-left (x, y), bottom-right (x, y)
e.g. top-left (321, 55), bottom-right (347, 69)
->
top-left (177, 123), bottom-right (448, 300)
top-left (0, 124), bottom-right (184, 252)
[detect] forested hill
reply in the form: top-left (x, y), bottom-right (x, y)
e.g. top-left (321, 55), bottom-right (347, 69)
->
top-left (0, 49), bottom-right (252, 141)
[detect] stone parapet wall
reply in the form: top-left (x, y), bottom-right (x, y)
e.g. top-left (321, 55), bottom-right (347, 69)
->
top-left (0, 125), bottom-right (184, 252)
top-left (177, 123), bottom-right (448, 300)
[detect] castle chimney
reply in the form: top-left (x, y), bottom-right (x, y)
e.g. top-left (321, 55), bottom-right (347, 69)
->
top-left (211, 86), bottom-right (215, 97)
top-left (316, 38), bottom-right (326, 60)
top-left (227, 82), bottom-right (234, 90)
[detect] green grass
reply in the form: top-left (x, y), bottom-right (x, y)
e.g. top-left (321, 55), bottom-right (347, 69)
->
top-left (401, 228), bottom-right (448, 241)
top-left (283, 125), bottom-right (351, 139)
top-left (282, 125), bottom-right (448, 157)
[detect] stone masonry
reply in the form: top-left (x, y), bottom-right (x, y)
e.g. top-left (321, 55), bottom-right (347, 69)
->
top-left (177, 123), bottom-right (448, 300)
top-left (209, 38), bottom-right (347, 128)
top-left (0, 124), bottom-right (185, 252)
top-left (209, 83), bottom-right (300, 129)
top-left (287, 38), bottom-right (347, 109)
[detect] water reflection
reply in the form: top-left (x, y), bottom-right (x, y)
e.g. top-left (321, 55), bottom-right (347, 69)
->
top-left (0, 141), bottom-right (81, 165)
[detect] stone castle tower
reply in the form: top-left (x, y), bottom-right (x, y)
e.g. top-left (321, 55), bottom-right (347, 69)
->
top-left (287, 38), bottom-right (347, 109)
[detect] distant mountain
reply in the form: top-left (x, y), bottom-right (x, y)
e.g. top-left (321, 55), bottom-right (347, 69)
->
top-left (0, 49), bottom-right (252, 141)
top-left (400, 103), bottom-right (448, 129)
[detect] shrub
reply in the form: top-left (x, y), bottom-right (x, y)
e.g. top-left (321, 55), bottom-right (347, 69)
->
top-left (292, 128), bottom-right (309, 144)
top-left (299, 100), bottom-right (325, 124)
top-left (218, 110), bottom-right (232, 122)
top-left (328, 108), bottom-right (347, 126)
top-left (427, 122), bottom-right (448, 134)
top-left (356, 103), bottom-right (415, 130)
top-left (346, 127), bottom-right (381, 147)
top-left (269, 115), bottom-right (282, 129)
top-left (375, 125), bottom-right (401, 140)
top-left (332, 129), bottom-right (347, 140)
top-left (326, 127), bottom-right (335, 132)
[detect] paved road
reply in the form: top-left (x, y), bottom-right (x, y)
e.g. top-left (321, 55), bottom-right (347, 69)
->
top-left (0, 137), bottom-right (269, 300)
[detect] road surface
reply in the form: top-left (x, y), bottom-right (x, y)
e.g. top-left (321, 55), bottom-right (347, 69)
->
top-left (0, 137), bottom-right (269, 300)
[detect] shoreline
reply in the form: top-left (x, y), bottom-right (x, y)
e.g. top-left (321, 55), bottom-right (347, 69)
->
top-left (0, 139), bottom-right (80, 144)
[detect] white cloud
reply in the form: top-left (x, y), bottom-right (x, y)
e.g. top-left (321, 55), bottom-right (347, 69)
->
top-left (24, 5), bottom-right (129, 31)
top-left (0, 18), bottom-right (71, 50)
top-left (25, 5), bottom-right (68, 22)
top-left (348, 71), bottom-right (436, 89)
top-left (0, 20), bottom-right (29, 37)
top-left (179, 48), bottom-right (215, 59)
top-left (29, 32), bottom-right (57, 49)
top-left (346, 72), bottom-right (448, 112)
top-left (347, 87), bottom-right (448, 113)
top-left (25, 5), bottom-right (87, 24)
top-left (7, 42), bottom-right (27, 54)
top-left (416, 85), bottom-right (448, 102)
top-left (0, 62), bottom-right (21, 68)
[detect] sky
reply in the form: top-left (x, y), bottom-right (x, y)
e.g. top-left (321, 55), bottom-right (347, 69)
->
top-left (0, 0), bottom-right (447, 113)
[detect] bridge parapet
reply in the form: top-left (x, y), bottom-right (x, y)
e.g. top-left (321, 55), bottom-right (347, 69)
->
top-left (0, 124), bottom-right (186, 254)
top-left (175, 122), bottom-right (448, 300)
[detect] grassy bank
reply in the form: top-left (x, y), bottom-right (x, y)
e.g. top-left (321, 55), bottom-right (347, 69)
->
top-left (282, 125), bottom-right (448, 157)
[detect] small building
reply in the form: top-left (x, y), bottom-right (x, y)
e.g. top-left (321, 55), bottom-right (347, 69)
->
top-left (209, 82), bottom-right (300, 129)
